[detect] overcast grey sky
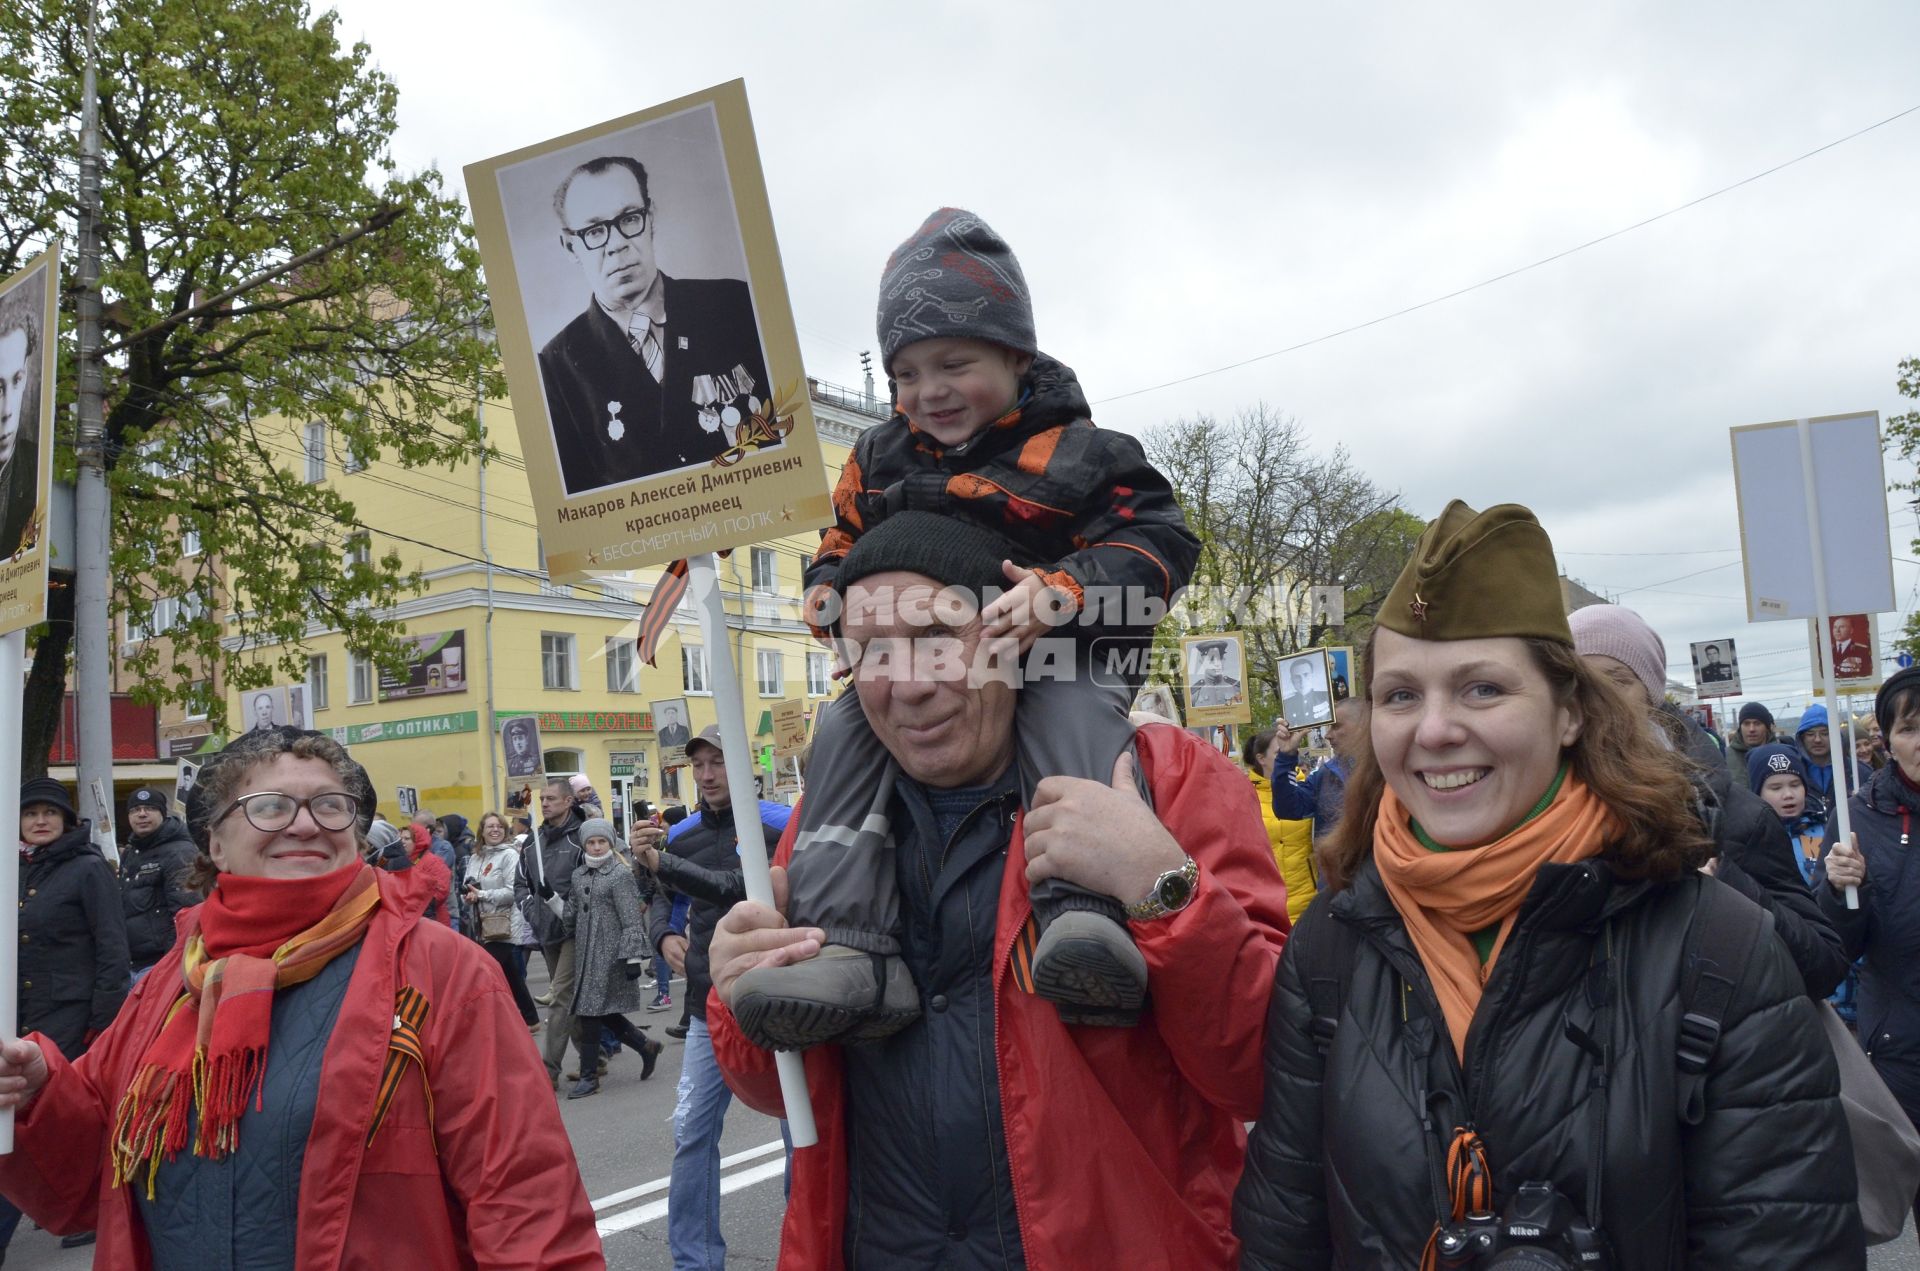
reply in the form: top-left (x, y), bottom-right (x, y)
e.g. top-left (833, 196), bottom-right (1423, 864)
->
top-left (329, 0), bottom-right (1920, 721)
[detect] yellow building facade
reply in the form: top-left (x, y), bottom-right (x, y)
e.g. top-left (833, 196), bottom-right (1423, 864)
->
top-left (140, 376), bottom-right (885, 830)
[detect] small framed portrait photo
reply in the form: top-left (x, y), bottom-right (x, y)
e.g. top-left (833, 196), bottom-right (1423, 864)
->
top-left (1181, 631), bottom-right (1250, 726)
top-left (1277, 649), bottom-right (1336, 732)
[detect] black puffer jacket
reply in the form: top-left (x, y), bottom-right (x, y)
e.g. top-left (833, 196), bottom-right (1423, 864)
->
top-left (119, 814), bottom-right (200, 968)
top-left (1233, 857), bottom-right (1863, 1269)
top-left (646, 801), bottom-right (786, 1021)
top-left (1821, 764), bottom-right (1920, 1123)
top-left (19, 823), bottom-right (130, 1055)
top-left (1669, 708), bottom-right (1850, 997)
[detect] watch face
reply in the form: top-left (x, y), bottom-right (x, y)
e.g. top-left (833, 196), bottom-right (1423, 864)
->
top-left (1157, 871), bottom-right (1194, 909)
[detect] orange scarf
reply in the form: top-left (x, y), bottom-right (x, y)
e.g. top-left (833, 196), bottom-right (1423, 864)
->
top-left (110, 863), bottom-right (381, 1197)
top-left (1374, 773), bottom-right (1618, 1061)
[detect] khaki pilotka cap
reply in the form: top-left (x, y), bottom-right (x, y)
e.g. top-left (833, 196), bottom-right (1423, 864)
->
top-left (1377, 501), bottom-right (1573, 646)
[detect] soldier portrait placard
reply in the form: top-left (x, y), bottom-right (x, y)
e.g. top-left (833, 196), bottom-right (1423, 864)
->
top-left (0, 247), bottom-right (58, 637)
top-left (1810, 611), bottom-right (1882, 696)
top-left (1181, 632), bottom-right (1251, 727)
top-left (1277, 648), bottom-right (1336, 731)
top-left (466, 80), bottom-right (832, 580)
top-left (1690, 638), bottom-right (1741, 699)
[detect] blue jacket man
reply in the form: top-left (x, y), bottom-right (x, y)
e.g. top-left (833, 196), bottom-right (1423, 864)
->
top-left (1796, 703), bottom-right (1871, 806)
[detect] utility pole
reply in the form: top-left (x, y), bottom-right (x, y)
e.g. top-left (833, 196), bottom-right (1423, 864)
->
top-left (72, 0), bottom-right (115, 839)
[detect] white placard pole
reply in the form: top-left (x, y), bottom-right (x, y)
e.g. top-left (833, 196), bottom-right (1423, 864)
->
top-left (1799, 419), bottom-right (1859, 909)
top-left (0, 629), bottom-right (26, 1152)
top-left (686, 554), bottom-right (817, 1146)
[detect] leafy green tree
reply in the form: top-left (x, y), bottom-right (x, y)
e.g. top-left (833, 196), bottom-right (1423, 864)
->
top-left (0, 0), bottom-right (499, 773)
top-left (1141, 405), bottom-right (1416, 728)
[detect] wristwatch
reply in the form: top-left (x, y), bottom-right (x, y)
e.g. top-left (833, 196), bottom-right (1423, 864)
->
top-left (1125, 855), bottom-right (1199, 922)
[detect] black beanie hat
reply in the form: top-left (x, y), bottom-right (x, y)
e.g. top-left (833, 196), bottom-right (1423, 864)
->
top-left (835, 510), bottom-right (1019, 614)
top-left (20, 776), bottom-right (76, 826)
top-left (1876, 667), bottom-right (1920, 739)
top-left (184, 725), bottom-right (377, 851)
top-left (876, 208), bottom-right (1036, 372)
top-left (127, 785), bottom-right (169, 814)
top-left (1737, 701), bottom-right (1775, 729)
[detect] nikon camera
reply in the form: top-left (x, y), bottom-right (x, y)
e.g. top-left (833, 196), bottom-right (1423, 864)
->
top-left (1432, 1181), bottom-right (1611, 1269)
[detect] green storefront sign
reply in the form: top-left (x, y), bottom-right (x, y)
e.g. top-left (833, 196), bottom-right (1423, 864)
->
top-left (329, 710), bottom-right (479, 747)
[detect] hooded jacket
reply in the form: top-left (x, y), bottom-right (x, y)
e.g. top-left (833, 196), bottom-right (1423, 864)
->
top-left (804, 355), bottom-right (1200, 644)
top-left (1795, 703), bottom-right (1872, 805)
top-left (708, 725), bottom-right (1291, 1270)
top-left (1249, 766), bottom-right (1316, 923)
top-left (0, 864), bottom-right (603, 1269)
top-left (1233, 858), bottom-right (1862, 1268)
top-left (19, 822), bottom-right (130, 1054)
top-left (119, 814), bottom-right (200, 968)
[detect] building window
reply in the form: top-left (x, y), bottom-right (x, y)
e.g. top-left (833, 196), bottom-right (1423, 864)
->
top-left (756, 647), bottom-right (782, 697)
top-left (181, 527), bottom-right (202, 557)
top-left (807, 651), bottom-right (831, 697)
top-left (184, 679), bottom-right (210, 722)
top-left (542, 632), bottom-right (578, 691)
top-left (606, 637), bottom-right (639, 693)
top-left (349, 652), bottom-right (374, 705)
top-left (682, 643), bottom-right (709, 694)
top-left (342, 532), bottom-right (371, 572)
top-left (304, 422), bottom-right (327, 484)
top-left (751, 547), bottom-right (777, 592)
top-left (307, 654), bottom-right (329, 712)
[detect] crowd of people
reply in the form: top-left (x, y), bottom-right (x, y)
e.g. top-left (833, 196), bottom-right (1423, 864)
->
top-left (0, 206), bottom-right (1908, 1269)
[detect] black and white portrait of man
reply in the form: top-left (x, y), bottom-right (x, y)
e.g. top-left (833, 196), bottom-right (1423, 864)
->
top-left (502, 716), bottom-right (544, 780)
top-left (1279, 651), bottom-right (1335, 730)
top-left (0, 264), bottom-right (48, 562)
top-left (494, 105), bottom-right (776, 496)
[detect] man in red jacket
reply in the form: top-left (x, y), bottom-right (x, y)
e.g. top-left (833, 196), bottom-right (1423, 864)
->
top-left (705, 516), bottom-right (1291, 1269)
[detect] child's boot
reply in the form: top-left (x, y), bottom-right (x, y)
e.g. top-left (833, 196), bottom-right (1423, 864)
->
top-left (731, 946), bottom-right (921, 1051)
top-left (1029, 893), bottom-right (1146, 1026)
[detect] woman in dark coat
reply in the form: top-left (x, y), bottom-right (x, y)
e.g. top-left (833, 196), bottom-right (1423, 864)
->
top-left (1233, 501), bottom-right (1862, 1269)
top-left (561, 818), bottom-right (661, 1099)
top-left (15, 777), bottom-right (129, 1060)
top-left (4, 777), bottom-right (130, 1257)
top-left (1820, 665), bottom-right (1920, 1239)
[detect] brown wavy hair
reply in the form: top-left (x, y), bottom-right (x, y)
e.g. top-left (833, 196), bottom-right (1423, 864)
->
top-left (1323, 634), bottom-right (1713, 891)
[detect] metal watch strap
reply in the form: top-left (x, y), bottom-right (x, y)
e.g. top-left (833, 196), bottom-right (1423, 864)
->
top-left (1125, 855), bottom-right (1198, 922)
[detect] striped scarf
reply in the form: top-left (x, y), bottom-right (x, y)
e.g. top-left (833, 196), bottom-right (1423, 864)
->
top-left (111, 862), bottom-right (381, 1197)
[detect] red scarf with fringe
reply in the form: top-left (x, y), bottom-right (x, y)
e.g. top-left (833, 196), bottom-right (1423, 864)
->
top-left (111, 862), bottom-right (381, 1196)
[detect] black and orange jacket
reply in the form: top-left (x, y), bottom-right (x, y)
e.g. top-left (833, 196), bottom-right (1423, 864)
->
top-left (804, 354), bottom-right (1199, 640)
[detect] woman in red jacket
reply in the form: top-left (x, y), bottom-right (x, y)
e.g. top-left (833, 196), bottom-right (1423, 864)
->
top-left (0, 727), bottom-right (603, 1269)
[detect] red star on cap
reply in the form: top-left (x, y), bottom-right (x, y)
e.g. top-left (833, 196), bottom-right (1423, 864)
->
top-left (1409, 594), bottom-right (1430, 622)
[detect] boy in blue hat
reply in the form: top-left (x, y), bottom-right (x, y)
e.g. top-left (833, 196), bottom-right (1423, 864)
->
top-left (1794, 703), bottom-right (1871, 806)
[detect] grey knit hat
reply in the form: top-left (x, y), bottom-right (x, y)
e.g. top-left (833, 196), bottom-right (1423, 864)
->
top-left (1567, 604), bottom-right (1667, 702)
top-left (876, 208), bottom-right (1035, 370)
top-left (579, 818), bottom-right (619, 850)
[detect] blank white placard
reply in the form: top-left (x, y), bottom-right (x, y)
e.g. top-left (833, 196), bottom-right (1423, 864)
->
top-left (1730, 412), bottom-right (1896, 622)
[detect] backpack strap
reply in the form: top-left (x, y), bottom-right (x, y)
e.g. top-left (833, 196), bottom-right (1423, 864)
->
top-left (1292, 903), bottom-right (1363, 1058)
top-left (1675, 879), bottom-right (1772, 1125)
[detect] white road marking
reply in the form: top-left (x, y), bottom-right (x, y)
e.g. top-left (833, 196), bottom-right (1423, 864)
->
top-left (591, 1138), bottom-right (788, 1232)
top-left (596, 1156), bottom-right (789, 1237)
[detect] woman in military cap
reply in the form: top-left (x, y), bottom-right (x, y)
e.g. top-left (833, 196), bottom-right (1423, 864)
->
top-left (1233, 501), bottom-right (1862, 1268)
